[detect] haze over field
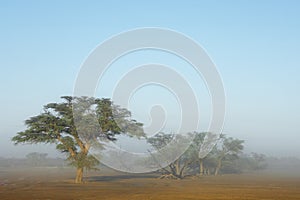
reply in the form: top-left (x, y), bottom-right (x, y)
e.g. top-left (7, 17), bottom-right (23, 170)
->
top-left (0, 0), bottom-right (300, 159)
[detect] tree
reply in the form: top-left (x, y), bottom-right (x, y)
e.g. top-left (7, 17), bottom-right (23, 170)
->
top-left (26, 152), bottom-right (48, 166)
top-left (147, 132), bottom-right (193, 179)
top-left (185, 132), bottom-right (206, 176)
top-left (193, 132), bottom-right (220, 176)
top-left (179, 132), bottom-right (221, 176)
top-left (214, 136), bottom-right (244, 176)
top-left (12, 96), bottom-right (143, 183)
top-left (251, 152), bottom-right (267, 170)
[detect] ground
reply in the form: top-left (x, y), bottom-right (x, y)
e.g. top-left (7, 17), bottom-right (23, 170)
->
top-left (1, 167), bottom-right (300, 200)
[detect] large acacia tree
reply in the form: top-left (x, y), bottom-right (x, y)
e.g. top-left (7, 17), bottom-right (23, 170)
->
top-left (12, 96), bottom-right (144, 183)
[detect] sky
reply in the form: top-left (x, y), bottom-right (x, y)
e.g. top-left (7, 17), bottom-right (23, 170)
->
top-left (0, 0), bottom-right (300, 158)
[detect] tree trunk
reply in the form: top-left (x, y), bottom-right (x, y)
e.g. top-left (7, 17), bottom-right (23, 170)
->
top-left (175, 160), bottom-right (180, 176)
top-left (179, 163), bottom-right (187, 178)
top-left (207, 167), bottom-right (210, 175)
top-left (75, 167), bottom-right (84, 184)
top-left (199, 159), bottom-right (204, 176)
top-left (215, 159), bottom-right (222, 176)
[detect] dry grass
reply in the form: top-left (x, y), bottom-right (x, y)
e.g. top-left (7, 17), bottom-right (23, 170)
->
top-left (1, 168), bottom-right (300, 200)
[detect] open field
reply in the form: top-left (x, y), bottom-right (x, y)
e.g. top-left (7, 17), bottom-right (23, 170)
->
top-left (1, 168), bottom-right (300, 200)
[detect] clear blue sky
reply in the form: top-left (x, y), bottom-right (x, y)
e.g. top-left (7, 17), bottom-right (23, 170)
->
top-left (0, 0), bottom-right (299, 158)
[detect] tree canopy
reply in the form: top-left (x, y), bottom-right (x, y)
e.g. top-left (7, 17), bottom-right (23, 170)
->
top-left (147, 132), bottom-right (245, 178)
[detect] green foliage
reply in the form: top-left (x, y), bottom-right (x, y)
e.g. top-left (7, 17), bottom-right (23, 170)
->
top-left (67, 153), bottom-right (100, 171)
top-left (56, 136), bottom-right (77, 153)
top-left (147, 132), bottom-right (173, 149)
top-left (147, 132), bottom-right (250, 177)
top-left (12, 96), bottom-right (144, 182)
top-left (147, 132), bottom-right (192, 178)
top-left (221, 137), bottom-right (244, 156)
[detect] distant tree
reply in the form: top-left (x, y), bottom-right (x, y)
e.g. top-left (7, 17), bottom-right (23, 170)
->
top-left (26, 152), bottom-right (48, 166)
top-left (227, 153), bottom-right (268, 173)
top-left (214, 136), bottom-right (244, 175)
top-left (185, 132), bottom-right (206, 176)
top-left (195, 132), bottom-right (220, 176)
top-left (147, 132), bottom-right (193, 179)
top-left (147, 132), bottom-right (250, 178)
top-left (251, 152), bottom-right (267, 170)
top-left (12, 96), bottom-right (144, 183)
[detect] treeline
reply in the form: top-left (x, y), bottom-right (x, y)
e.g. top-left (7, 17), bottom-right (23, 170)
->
top-left (0, 153), bottom-right (66, 168)
top-left (147, 132), bottom-right (267, 179)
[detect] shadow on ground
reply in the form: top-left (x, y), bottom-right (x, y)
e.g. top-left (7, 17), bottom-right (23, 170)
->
top-left (87, 173), bottom-right (157, 182)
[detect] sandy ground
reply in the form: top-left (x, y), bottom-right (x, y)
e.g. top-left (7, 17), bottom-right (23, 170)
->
top-left (1, 167), bottom-right (300, 200)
